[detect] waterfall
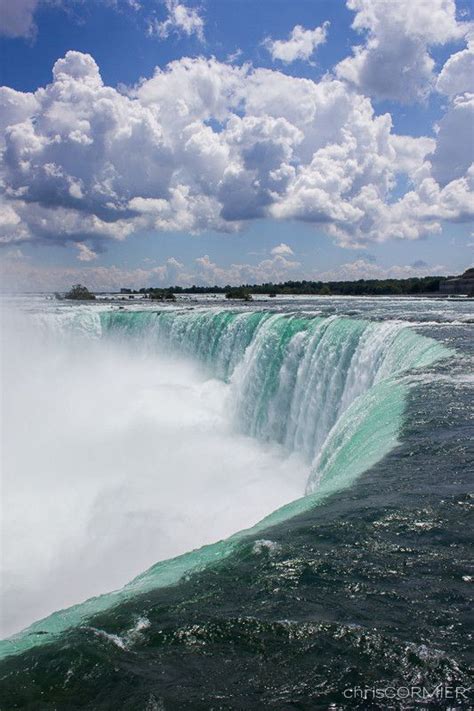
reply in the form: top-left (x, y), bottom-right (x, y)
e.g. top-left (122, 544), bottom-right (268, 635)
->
top-left (0, 306), bottom-right (451, 659)
top-left (100, 308), bottom-right (448, 494)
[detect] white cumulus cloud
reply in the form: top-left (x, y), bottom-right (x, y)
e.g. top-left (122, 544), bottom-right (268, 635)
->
top-left (265, 22), bottom-right (329, 64)
top-left (336, 0), bottom-right (469, 103)
top-left (74, 242), bottom-right (98, 262)
top-left (0, 50), bottom-right (472, 254)
top-left (149, 0), bottom-right (204, 41)
top-left (436, 36), bottom-right (474, 97)
top-left (431, 93), bottom-right (474, 186)
top-left (271, 242), bottom-right (294, 256)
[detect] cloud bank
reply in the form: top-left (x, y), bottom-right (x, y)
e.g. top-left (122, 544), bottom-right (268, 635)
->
top-left (1, 245), bottom-right (445, 292)
top-left (0, 2), bottom-right (473, 259)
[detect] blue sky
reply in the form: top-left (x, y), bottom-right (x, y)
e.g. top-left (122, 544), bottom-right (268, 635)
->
top-left (0, 0), bottom-right (473, 290)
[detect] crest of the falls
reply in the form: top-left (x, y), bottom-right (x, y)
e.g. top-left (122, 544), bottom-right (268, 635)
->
top-left (101, 308), bottom-right (449, 495)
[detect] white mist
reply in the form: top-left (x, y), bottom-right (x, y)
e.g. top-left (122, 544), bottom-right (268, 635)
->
top-left (1, 307), bottom-right (308, 637)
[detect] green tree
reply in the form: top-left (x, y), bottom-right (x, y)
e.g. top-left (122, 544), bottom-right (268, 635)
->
top-left (64, 284), bottom-right (96, 300)
top-left (225, 287), bottom-right (253, 301)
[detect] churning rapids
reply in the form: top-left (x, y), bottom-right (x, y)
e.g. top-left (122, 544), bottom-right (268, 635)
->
top-left (0, 295), bottom-right (466, 660)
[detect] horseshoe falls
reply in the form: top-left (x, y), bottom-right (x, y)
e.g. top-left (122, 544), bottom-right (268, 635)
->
top-left (100, 308), bottom-right (447, 498)
top-left (0, 296), bottom-right (472, 709)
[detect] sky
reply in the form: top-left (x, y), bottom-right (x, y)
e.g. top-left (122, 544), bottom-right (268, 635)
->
top-left (0, 0), bottom-right (473, 291)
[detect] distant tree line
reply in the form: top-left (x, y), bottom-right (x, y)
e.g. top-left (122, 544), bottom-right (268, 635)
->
top-left (159, 276), bottom-right (445, 296)
top-left (63, 276), bottom-right (449, 300)
top-left (120, 287), bottom-right (176, 300)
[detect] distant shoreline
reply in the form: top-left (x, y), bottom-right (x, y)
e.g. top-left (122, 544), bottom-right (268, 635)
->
top-left (2, 270), bottom-right (473, 300)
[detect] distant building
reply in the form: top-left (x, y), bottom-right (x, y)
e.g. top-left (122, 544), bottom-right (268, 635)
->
top-left (120, 288), bottom-right (132, 294)
top-left (439, 268), bottom-right (474, 295)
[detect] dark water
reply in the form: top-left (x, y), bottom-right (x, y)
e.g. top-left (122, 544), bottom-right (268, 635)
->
top-left (0, 299), bottom-right (473, 709)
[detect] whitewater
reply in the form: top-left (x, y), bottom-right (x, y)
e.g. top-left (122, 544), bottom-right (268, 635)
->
top-left (0, 294), bottom-right (467, 660)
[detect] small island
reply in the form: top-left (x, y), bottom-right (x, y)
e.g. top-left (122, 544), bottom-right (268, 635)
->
top-left (148, 288), bottom-right (176, 301)
top-left (64, 284), bottom-right (96, 301)
top-left (225, 287), bottom-right (253, 301)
